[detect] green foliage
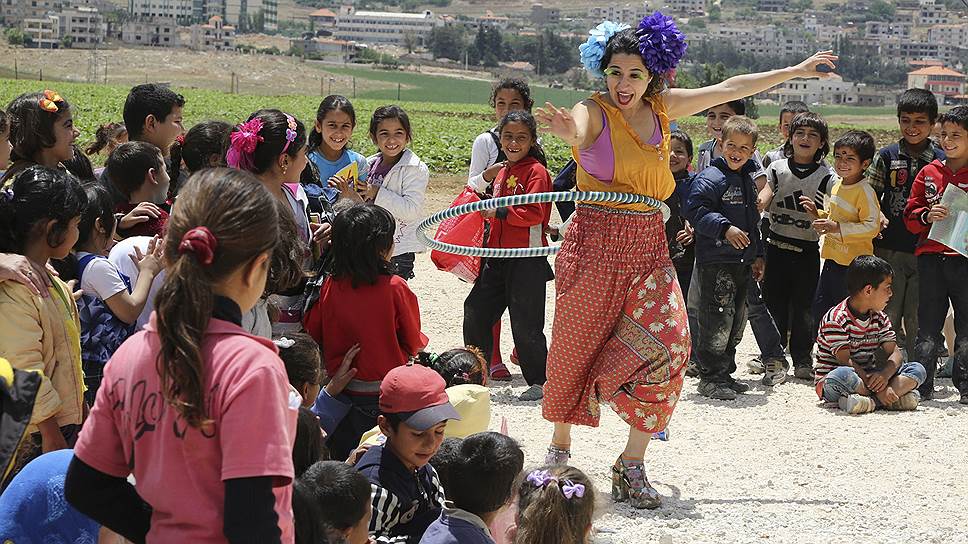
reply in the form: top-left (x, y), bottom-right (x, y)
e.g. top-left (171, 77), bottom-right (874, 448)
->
top-left (429, 26), bottom-right (466, 61)
top-left (4, 28), bottom-right (25, 47)
top-left (867, 0), bottom-right (896, 21)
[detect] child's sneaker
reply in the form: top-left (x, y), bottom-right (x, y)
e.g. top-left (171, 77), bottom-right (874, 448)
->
top-left (747, 356), bottom-right (766, 375)
top-left (697, 380), bottom-right (737, 400)
top-left (761, 357), bottom-right (789, 386)
top-left (490, 362), bottom-right (512, 382)
top-left (725, 377), bottom-right (750, 394)
top-left (838, 394), bottom-right (875, 414)
top-left (885, 390), bottom-right (920, 411)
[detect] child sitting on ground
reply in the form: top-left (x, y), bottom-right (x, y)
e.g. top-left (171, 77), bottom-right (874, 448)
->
top-left (355, 363), bottom-right (460, 543)
top-left (510, 465), bottom-right (595, 544)
top-left (106, 141), bottom-right (171, 237)
top-left (815, 255), bottom-right (926, 414)
top-left (298, 461), bottom-right (373, 544)
top-left (420, 432), bottom-right (524, 544)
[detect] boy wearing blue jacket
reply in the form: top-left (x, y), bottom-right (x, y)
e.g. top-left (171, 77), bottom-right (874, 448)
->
top-left (687, 116), bottom-right (765, 401)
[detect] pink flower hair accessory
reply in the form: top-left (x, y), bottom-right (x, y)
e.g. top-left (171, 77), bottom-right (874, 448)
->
top-left (227, 118), bottom-right (265, 171)
top-left (281, 114), bottom-right (298, 155)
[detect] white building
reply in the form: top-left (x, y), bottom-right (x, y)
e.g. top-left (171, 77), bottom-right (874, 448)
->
top-left (864, 20), bottom-right (913, 40)
top-left (190, 15), bottom-right (234, 50)
top-left (23, 15), bottom-right (61, 48)
top-left (121, 17), bottom-right (181, 46)
top-left (917, 0), bottom-right (950, 25)
top-left (1, 0), bottom-right (63, 25)
top-left (704, 24), bottom-right (813, 58)
top-left (128, 0), bottom-right (193, 24)
top-left (290, 36), bottom-right (354, 60)
top-left (223, 0), bottom-right (277, 31)
top-left (928, 23), bottom-right (968, 50)
top-left (589, 4), bottom-right (650, 22)
top-left (336, 9), bottom-right (437, 47)
top-left (764, 74), bottom-right (884, 106)
top-left (648, 0), bottom-right (705, 13)
top-left (59, 6), bottom-right (107, 48)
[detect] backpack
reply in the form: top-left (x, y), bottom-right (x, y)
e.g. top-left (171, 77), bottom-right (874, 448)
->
top-left (75, 255), bottom-right (135, 378)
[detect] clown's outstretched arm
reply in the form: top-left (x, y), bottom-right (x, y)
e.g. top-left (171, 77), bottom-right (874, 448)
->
top-left (664, 51), bottom-right (838, 120)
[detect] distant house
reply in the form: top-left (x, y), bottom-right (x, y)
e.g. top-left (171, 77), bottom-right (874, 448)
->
top-left (530, 3), bottom-right (559, 24)
top-left (501, 61), bottom-right (536, 73)
top-left (335, 8), bottom-right (437, 47)
top-left (309, 8), bottom-right (337, 28)
top-left (290, 36), bottom-right (355, 60)
top-left (122, 17), bottom-right (180, 47)
top-left (190, 15), bottom-right (235, 51)
top-left (907, 66), bottom-right (966, 104)
top-left (764, 74), bottom-right (885, 106)
top-left (23, 15), bottom-right (60, 48)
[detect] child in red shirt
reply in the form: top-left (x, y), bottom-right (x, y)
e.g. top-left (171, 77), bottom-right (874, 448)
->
top-left (463, 111), bottom-right (553, 402)
top-left (903, 105), bottom-right (968, 403)
top-left (304, 203), bottom-right (427, 460)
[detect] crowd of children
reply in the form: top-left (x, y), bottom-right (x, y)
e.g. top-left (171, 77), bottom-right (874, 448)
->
top-left (0, 33), bottom-right (967, 541)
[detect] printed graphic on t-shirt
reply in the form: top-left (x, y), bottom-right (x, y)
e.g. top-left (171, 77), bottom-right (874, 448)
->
top-left (722, 186), bottom-right (745, 205)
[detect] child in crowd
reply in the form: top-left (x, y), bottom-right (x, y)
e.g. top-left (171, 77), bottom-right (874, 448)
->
top-left (298, 461), bottom-right (373, 544)
top-left (276, 332), bottom-right (323, 408)
top-left (363, 105), bottom-right (429, 280)
top-left (107, 141), bottom-right (171, 237)
top-left (803, 130), bottom-right (880, 322)
top-left (815, 255), bottom-right (925, 413)
top-left (167, 119), bottom-right (232, 193)
top-left (762, 101), bottom-right (810, 168)
top-left (421, 432), bottom-right (524, 544)
top-left (687, 116), bottom-right (765, 400)
top-left (904, 105), bottom-right (968, 403)
top-left (429, 437), bottom-right (463, 499)
top-left (696, 100), bottom-right (767, 177)
top-left (308, 95), bottom-right (370, 207)
top-left (120, 83), bottom-right (184, 173)
top-left (870, 89), bottom-right (945, 361)
top-left (85, 122), bottom-right (127, 158)
top-left (304, 203), bottom-right (427, 460)
top-left (1, 90), bottom-right (79, 183)
top-left (72, 183), bottom-right (163, 404)
top-left (464, 111), bottom-right (553, 402)
top-left (229, 109), bottom-right (316, 334)
top-left (293, 407), bottom-right (326, 477)
top-left (65, 168), bottom-right (297, 543)
top-left (510, 465), bottom-right (594, 544)
top-left (356, 364), bottom-right (459, 543)
top-left (761, 111), bottom-right (835, 379)
top-left (666, 130), bottom-right (696, 304)
top-left (0, 167), bottom-right (86, 482)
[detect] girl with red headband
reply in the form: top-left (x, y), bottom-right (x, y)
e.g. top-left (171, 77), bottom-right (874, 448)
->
top-left (67, 168), bottom-right (299, 543)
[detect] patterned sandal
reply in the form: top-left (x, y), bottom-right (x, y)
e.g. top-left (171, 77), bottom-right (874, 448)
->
top-left (611, 457), bottom-right (662, 509)
top-left (544, 445), bottom-right (571, 466)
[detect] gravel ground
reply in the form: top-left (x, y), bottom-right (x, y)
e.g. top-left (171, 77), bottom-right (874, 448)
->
top-left (412, 186), bottom-right (968, 544)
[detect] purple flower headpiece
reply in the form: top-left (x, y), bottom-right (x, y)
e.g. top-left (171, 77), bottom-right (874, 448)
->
top-left (526, 469), bottom-right (585, 500)
top-left (636, 12), bottom-right (688, 76)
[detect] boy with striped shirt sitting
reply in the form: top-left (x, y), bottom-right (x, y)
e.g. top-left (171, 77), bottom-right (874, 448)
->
top-left (814, 255), bottom-right (927, 414)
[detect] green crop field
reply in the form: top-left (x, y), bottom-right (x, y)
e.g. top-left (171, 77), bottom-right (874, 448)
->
top-left (0, 78), bottom-right (904, 175)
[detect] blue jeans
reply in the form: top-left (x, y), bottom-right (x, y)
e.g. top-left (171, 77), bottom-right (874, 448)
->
top-left (820, 362), bottom-right (927, 403)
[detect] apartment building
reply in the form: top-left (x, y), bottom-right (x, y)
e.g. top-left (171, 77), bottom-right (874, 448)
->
top-left (335, 8), bottom-right (437, 46)
top-left (128, 0), bottom-right (193, 24)
top-left (589, 4), bottom-right (649, 22)
top-left (121, 17), bottom-right (180, 46)
top-left (190, 15), bottom-right (234, 50)
top-left (59, 5), bottom-right (107, 47)
top-left (23, 14), bottom-right (61, 48)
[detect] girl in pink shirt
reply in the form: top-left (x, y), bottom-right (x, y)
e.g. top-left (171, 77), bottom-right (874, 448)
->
top-left (66, 168), bottom-right (299, 543)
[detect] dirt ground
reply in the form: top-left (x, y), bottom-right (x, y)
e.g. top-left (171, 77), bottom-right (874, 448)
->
top-left (415, 175), bottom-right (967, 544)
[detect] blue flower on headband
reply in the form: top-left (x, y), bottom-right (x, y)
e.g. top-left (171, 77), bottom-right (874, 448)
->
top-left (637, 12), bottom-right (688, 76)
top-left (579, 20), bottom-right (631, 78)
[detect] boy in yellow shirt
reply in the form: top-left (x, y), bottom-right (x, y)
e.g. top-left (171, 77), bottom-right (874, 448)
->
top-left (801, 130), bottom-right (882, 323)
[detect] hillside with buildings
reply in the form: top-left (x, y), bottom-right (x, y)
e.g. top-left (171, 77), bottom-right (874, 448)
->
top-left (0, 0), bottom-right (965, 106)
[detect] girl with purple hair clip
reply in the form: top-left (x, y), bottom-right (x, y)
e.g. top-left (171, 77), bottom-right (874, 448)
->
top-left (508, 466), bottom-right (594, 544)
top-left (535, 12), bottom-right (838, 509)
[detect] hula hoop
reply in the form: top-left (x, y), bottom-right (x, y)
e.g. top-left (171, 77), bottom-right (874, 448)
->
top-left (418, 191), bottom-right (670, 258)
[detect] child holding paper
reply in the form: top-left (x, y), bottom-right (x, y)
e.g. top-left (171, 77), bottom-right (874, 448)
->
top-left (903, 105), bottom-right (968, 403)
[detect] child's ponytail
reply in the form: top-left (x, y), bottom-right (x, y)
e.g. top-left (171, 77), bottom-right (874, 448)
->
top-left (85, 122), bottom-right (126, 156)
top-left (514, 465), bottom-right (595, 544)
top-left (154, 168), bottom-right (279, 428)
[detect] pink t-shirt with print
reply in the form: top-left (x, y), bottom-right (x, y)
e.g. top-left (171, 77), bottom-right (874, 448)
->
top-left (74, 315), bottom-right (297, 543)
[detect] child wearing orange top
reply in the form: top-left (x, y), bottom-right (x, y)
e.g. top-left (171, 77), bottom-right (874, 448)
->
top-left (463, 111), bottom-right (553, 402)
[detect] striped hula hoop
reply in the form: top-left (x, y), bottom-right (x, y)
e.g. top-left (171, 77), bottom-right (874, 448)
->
top-left (418, 191), bottom-right (670, 258)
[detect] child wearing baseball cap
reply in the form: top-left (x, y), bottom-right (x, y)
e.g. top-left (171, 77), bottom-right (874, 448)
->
top-left (355, 363), bottom-right (460, 543)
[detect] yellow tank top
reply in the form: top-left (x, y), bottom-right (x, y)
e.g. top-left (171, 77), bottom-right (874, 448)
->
top-left (573, 93), bottom-right (675, 211)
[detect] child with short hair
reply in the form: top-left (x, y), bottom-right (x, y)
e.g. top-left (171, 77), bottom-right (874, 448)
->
top-left (687, 116), bottom-right (765, 401)
top-left (299, 461), bottom-right (373, 544)
top-left (696, 100), bottom-right (767, 178)
top-left (463, 110), bottom-right (553, 402)
top-left (803, 130), bottom-right (880, 322)
top-left (762, 100), bottom-right (810, 168)
top-left (1, 90), bottom-right (80, 183)
top-left (355, 364), bottom-right (459, 543)
top-left (420, 432), bottom-right (524, 544)
top-left (65, 168), bottom-right (298, 543)
top-left (167, 119), bottom-right (232, 194)
top-left (510, 465), bottom-right (594, 544)
top-left (761, 112), bottom-right (836, 379)
top-left (903, 105), bottom-right (968, 403)
top-left (0, 166), bottom-right (87, 482)
top-left (304, 203), bottom-right (428, 460)
top-left (815, 255), bottom-right (925, 413)
top-left (870, 89), bottom-right (945, 360)
top-left (275, 332), bottom-right (323, 408)
top-left (122, 83), bottom-right (185, 158)
top-left (106, 141), bottom-right (171, 237)
top-left (428, 437), bottom-right (463, 499)
top-left (308, 95), bottom-right (370, 207)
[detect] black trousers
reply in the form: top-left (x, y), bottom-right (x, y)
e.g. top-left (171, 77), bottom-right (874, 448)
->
top-left (812, 259), bottom-right (849, 327)
top-left (463, 257), bottom-right (553, 386)
top-left (762, 243), bottom-right (820, 367)
top-left (326, 394), bottom-right (379, 462)
top-left (696, 263), bottom-right (750, 383)
top-left (915, 254), bottom-right (968, 396)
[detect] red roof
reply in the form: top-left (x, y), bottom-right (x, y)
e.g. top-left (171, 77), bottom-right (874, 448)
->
top-left (310, 8), bottom-right (336, 18)
top-left (908, 66), bottom-right (965, 77)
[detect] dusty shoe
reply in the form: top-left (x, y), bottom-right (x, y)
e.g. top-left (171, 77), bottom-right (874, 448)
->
top-left (544, 445), bottom-right (571, 465)
top-left (518, 384), bottom-right (543, 401)
top-left (885, 390), bottom-right (920, 411)
top-left (838, 394), bottom-right (875, 414)
top-left (726, 377), bottom-right (751, 394)
top-left (698, 380), bottom-right (737, 400)
top-left (611, 457), bottom-right (661, 509)
top-left (747, 356), bottom-right (766, 375)
top-left (685, 359), bottom-right (699, 377)
top-left (489, 362), bottom-right (512, 382)
top-left (761, 357), bottom-right (789, 386)
top-left (793, 366), bottom-right (814, 380)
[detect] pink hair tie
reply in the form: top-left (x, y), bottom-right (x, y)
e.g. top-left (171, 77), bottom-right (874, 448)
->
top-left (178, 226), bottom-right (218, 266)
top-left (227, 118), bottom-right (265, 171)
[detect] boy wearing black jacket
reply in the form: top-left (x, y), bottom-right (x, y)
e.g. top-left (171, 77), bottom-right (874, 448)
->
top-left (687, 116), bottom-right (765, 401)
